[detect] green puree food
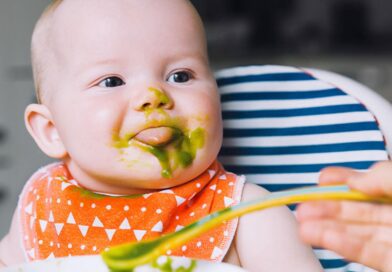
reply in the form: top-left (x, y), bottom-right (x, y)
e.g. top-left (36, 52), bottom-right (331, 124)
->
top-left (106, 254), bottom-right (197, 272)
top-left (148, 87), bottom-right (171, 107)
top-left (152, 257), bottom-right (197, 272)
top-left (140, 127), bottom-right (204, 178)
top-left (112, 86), bottom-right (206, 177)
top-left (112, 123), bottom-right (205, 178)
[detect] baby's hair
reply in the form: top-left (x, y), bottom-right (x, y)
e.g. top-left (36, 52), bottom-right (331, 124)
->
top-left (31, 0), bottom-right (63, 104)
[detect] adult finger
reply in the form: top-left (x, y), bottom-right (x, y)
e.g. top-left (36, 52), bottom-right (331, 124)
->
top-left (299, 220), bottom-right (392, 272)
top-left (318, 166), bottom-right (361, 186)
top-left (299, 218), bottom-right (392, 245)
top-left (347, 161), bottom-right (392, 197)
top-left (297, 200), bottom-right (392, 226)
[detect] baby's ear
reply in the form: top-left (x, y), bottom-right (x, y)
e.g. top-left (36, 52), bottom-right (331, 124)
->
top-left (25, 104), bottom-right (67, 159)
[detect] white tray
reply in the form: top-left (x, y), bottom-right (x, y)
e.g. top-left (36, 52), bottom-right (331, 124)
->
top-left (1, 255), bottom-right (247, 272)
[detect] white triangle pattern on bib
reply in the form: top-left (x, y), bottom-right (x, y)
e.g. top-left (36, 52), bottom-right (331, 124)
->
top-left (20, 161), bottom-right (243, 263)
top-left (151, 221), bottom-right (163, 232)
top-left (119, 218), bottom-right (131, 230)
top-left (134, 230), bottom-right (146, 241)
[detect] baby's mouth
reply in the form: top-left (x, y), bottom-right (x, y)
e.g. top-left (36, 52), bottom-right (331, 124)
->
top-left (115, 125), bottom-right (205, 178)
top-left (133, 127), bottom-right (179, 147)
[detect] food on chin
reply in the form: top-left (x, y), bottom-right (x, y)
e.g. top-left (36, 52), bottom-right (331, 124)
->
top-left (113, 125), bottom-right (205, 178)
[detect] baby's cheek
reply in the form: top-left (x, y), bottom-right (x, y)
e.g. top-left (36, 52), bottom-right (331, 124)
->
top-left (82, 107), bottom-right (121, 135)
top-left (94, 107), bottom-right (119, 122)
top-left (65, 108), bottom-right (117, 149)
top-left (202, 103), bottom-right (222, 131)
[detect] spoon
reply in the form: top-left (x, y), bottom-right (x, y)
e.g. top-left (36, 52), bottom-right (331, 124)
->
top-left (102, 184), bottom-right (392, 271)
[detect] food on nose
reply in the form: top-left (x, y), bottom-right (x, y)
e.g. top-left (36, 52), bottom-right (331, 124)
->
top-left (134, 127), bottom-right (176, 146)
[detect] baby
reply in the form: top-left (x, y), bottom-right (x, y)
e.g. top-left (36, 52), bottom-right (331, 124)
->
top-left (0, 0), bottom-right (322, 271)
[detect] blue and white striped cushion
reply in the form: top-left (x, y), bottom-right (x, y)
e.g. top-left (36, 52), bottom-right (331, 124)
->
top-left (216, 65), bottom-right (389, 272)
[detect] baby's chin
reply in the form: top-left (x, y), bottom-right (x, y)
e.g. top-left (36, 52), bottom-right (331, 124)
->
top-left (104, 160), bottom-right (215, 196)
top-left (114, 158), bottom-right (208, 190)
top-left (116, 144), bottom-right (214, 183)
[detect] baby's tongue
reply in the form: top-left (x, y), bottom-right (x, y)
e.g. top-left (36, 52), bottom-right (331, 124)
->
top-left (134, 127), bottom-right (175, 146)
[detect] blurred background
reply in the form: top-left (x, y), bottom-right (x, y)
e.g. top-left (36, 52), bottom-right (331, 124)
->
top-left (0, 0), bottom-right (392, 237)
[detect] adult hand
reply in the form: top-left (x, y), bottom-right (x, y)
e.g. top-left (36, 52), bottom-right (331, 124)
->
top-left (297, 161), bottom-right (392, 272)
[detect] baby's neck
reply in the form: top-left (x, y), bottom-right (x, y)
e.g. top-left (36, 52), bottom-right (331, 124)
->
top-left (65, 161), bottom-right (158, 196)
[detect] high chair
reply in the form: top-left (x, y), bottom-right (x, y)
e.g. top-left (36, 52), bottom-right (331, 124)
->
top-left (216, 65), bottom-right (392, 272)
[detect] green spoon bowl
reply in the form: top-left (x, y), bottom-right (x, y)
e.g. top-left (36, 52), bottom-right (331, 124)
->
top-left (102, 185), bottom-right (392, 271)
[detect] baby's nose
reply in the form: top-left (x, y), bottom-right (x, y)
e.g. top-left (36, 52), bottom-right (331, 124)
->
top-left (134, 87), bottom-right (174, 111)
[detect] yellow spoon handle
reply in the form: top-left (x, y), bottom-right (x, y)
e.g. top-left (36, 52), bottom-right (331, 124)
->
top-left (102, 185), bottom-right (392, 271)
top-left (162, 186), bottom-right (385, 258)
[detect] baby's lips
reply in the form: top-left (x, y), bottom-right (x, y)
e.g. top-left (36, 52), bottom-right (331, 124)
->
top-left (134, 127), bottom-right (176, 146)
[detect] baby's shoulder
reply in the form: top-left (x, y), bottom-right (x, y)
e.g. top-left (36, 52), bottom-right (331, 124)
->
top-left (240, 182), bottom-right (269, 202)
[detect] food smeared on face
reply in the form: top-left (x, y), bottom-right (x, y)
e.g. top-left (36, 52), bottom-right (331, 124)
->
top-left (112, 85), bottom-right (207, 178)
top-left (113, 122), bottom-right (205, 178)
top-left (142, 87), bottom-right (172, 118)
top-left (148, 87), bottom-right (171, 106)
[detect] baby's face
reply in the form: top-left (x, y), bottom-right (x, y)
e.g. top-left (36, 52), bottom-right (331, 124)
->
top-left (44, 0), bottom-right (222, 193)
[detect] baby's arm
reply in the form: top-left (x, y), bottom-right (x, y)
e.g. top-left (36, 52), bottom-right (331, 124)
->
top-left (235, 183), bottom-right (322, 272)
top-left (0, 236), bottom-right (10, 268)
top-left (0, 254), bottom-right (5, 268)
top-left (0, 209), bottom-right (26, 266)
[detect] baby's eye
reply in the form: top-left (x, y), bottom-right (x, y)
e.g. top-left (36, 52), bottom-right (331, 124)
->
top-left (167, 71), bottom-right (193, 83)
top-left (98, 76), bottom-right (125, 88)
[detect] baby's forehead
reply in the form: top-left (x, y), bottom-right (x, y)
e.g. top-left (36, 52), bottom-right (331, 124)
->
top-left (33, 0), bottom-right (206, 103)
top-left (45, 0), bottom-right (204, 60)
top-left (53, 0), bottom-right (198, 24)
top-left (49, 0), bottom-right (202, 49)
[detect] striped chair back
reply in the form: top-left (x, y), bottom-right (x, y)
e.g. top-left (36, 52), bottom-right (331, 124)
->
top-left (216, 65), bottom-right (389, 272)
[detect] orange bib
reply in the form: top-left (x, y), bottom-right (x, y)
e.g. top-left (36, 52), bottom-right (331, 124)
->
top-left (18, 161), bottom-right (244, 262)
